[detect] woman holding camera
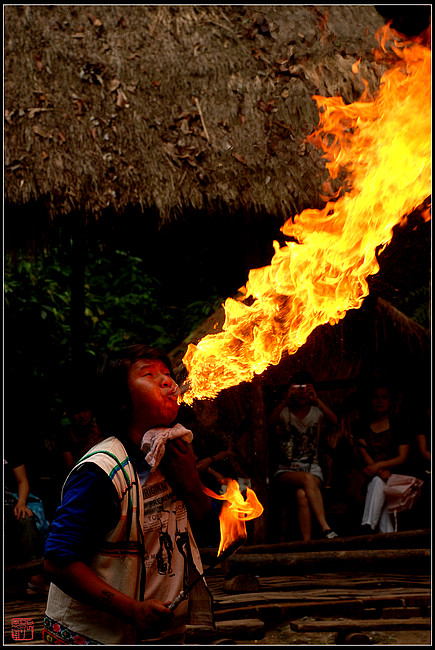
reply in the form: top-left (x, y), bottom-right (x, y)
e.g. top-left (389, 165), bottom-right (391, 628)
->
top-left (269, 370), bottom-right (339, 541)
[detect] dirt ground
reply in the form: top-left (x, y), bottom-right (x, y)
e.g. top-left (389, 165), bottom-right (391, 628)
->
top-left (235, 623), bottom-right (431, 646)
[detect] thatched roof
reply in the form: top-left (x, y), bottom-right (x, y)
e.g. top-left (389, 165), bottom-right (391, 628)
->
top-left (4, 4), bottom-right (390, 226)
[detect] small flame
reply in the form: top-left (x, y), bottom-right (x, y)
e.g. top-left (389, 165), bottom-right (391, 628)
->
top-left (181, 27), bottom-right (431, 405)
top-left (203, 479), bottom-right (264, 556)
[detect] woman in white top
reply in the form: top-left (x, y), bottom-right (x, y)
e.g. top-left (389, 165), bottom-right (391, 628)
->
top-left (269, 370), bottom-right (339, 541)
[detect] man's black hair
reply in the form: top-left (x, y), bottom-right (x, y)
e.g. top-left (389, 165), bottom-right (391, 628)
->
top-left (94, 344), bottom-right (175, 437)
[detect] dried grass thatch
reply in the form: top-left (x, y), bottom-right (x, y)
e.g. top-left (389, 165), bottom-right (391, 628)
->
top-left (4, 4), bottom-right (389, 227)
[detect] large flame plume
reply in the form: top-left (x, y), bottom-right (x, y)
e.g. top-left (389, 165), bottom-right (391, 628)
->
top-left (181, 27), bottom-right (431, 405)
top-left (202, 479), bottom-right (264, 555)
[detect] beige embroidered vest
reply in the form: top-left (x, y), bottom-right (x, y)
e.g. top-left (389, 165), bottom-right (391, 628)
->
top-left (45, 436), bottom-right (213, 645)
top-left (45, 437), bottom-right (144, 645)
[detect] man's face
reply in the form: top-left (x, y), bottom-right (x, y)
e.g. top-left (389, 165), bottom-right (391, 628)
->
top-left (127, 358), bottom-right (179, 430)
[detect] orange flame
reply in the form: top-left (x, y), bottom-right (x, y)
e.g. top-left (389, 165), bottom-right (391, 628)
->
top-left (181, 29), bottom-right (431, 405)
top-left (203, 479), bottom-right (264, 555)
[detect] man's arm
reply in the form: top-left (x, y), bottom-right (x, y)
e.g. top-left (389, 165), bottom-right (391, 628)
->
top-left (44, 559), bottom-right (172, 634)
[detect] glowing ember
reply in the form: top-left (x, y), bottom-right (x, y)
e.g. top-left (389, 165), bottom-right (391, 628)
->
top-left (203, 479), bottom-right (264, 556)
top-left (181, 27), bottom-right (431, 404)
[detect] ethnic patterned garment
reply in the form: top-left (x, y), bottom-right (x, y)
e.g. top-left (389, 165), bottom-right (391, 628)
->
top-left (43, 615), bottom-right (102, 645)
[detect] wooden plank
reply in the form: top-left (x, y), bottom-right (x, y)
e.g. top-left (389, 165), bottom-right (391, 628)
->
top-left (3, 597), bottom-right (46, 647)
top-left (5, 559), bottom-right (44, 574)
top-left (214, 588), bottom-right (430, 606)
top-left (227, 548), bottom-right (430, 576)
top-left (185, 618), bottom-right (265, 642)
top-left (254, 573), bottom-right (430, 592)
top-left (3, 565), bottom-right (430, 645)
top-left (290, 616), bottom-right (431, 632)
top-left (213, 593), bottom-right (431, 622)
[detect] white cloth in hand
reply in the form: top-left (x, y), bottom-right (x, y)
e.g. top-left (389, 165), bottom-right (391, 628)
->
top-left (140, 423), bottom-right (193, 472)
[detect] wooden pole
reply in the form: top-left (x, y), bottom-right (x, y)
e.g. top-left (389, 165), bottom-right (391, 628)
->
top-left (249, 380), bottom-right (269, 544)
top-left (240, 528), bottom-right (431, 554)
top-left (227, 548), bottom-right (430, 576)
top-left (70, 212), bottom-right (87, 385)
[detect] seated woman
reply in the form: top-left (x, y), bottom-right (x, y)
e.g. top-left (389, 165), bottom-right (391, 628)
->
top-left (353, 379), bottom-right (411, 533)
top-left (269, 370), bottom-right (339, 541)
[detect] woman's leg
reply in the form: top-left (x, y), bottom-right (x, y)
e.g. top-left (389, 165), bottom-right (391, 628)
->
top-left (296, 488), bottom-right (312, 541)
top-left (362, 476), bottom-right (387, 530)
top-left (298, 472), bottom-right (331, 532)
top-left (379, 502), bottom-right (394, 533)
top-left (277, 471), bottom-right (331, 534)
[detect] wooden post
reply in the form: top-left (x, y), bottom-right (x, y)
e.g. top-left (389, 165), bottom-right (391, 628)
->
top-left (70, 212), bottom-right (87, 385)
top-left (249, 379), bottom-right (269, 544)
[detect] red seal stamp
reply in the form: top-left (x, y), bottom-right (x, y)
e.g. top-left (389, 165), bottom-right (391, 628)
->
top-left (11, 618), bottom-right (34, 641)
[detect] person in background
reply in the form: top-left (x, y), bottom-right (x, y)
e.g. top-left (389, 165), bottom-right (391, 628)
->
top-left (195, 444), bottom-right (249, 490)
top-left (60, 400), bottom-right (103, 471)
top-left (43, 344), bottom-right (217, 645)
top-left (414, 410), bottom-right (431, 474)
top-left (4, 442), bottom-right (49, 596)
top-left (269, 370), bottom-right (339, 541)
top-left (353, 379), bottom-right (411, 534)
top-left (400, 407), bottom-right (431, 529)
top-left (413, 413), bottom-right (431, 528)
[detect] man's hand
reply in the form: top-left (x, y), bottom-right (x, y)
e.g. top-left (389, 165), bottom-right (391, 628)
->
top-left (162, 438), bottom-right (200, 492)
top-left (161, 438), bottom-right (212, 524)
top-left (44, 560), bottom-right (174, 638)
top-left (132, 599), bottom-right (173, 637)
